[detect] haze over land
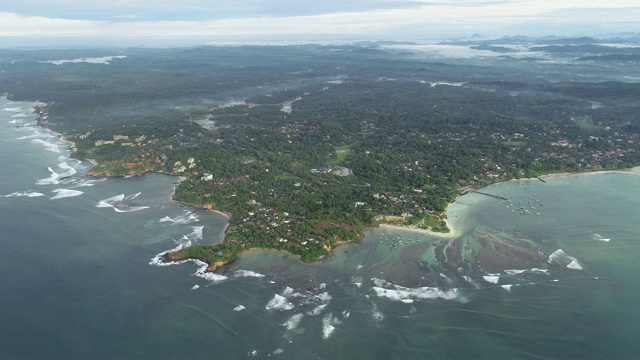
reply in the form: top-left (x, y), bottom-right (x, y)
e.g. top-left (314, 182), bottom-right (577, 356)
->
top-left (0, 0), bottom-right (639, 46)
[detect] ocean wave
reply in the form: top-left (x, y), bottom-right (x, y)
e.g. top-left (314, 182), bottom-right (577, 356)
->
top-left (191, 285), bottom-right (200, 290)
top-left (322, 313), bottom-right (341, 339)
top-left (96, 192), bottom-right (149, 213)
top-left (3, 107), bottom-right (23, 112)
top-left (36, 167), bottom-right (60, 185)
top-left (501, 284), bottom-right (513, 292)
top-left (31, 139), bottom-right (61, 153)
top-left (149, 242), bottom-right (228, 284)
top-left (371, 277), bottom-right (460, 302)
top-left (504, 269), bottom-right (527, 275)
top-left (372, 303), bottom-right (384, 322)
top-left (17, 133), bottom-right (47, 140)
top-left (567, 260), bottom-right (583, 270)
top-left (548, 249), bottom-right (583, 270)
top-left (11, 113), bottom-right (29, 118)
top-left (593, 234), bottom-right (611, 242)
top-left (50, 189), bottom-right (84, 200)
top-left (113, 206), bottom-right (150, 213)
top-left (482, 274), bottom-right (500, 284)
top-left (307, 303), bottom-right (328, 316)
top-left (283, 313), bottom-right (304, 333)
top-left (233, 305), bottom-right (245, 312)
top-left (235, 270), bottom-right (265, 278)
top-left (75, 178), bottom-right (107, 187)
top-left (265, 294), bottom-right (295, 311)
top-left (158, 211), bottom-right (200, 224)
top-left (1, 191), bottom-right (46, 198)
top-left (463, 276), bottom-right (480, 289)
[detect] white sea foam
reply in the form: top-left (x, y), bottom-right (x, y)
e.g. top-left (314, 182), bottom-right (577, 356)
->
top-left (371, 277), bottom-right (459, 302)
top-left (322, 313), bottom-right (341, 339)
top-left (159, 211), bottom-right (199, 224)
top-left (593, 234), bottom-right (611, 242)
top-left (11, 113), bottom-right (29, 118)
top-left (567, 260), bottom-right (583, 270)
top-left (283, 313), bottom-right (304, 333)
top-left (191, 285), bottom-right (200, 290)
top-left (462, 276), bottom-right (480, 289)
top-left (504, 269), bottom-right (527, 275)
top-left (113, 206), bottom-right (150, 213)
top-left (193, 259), bottom-right (228, 283)
top-left (36, 167), bottom-right (60, 185)
top-left (3, 107), bottom-right (23, 112)
top-left (148, 242), bottom-right (227, 283)
top-left (549, 249), bottom-right (583, 270)
top-left (307, 304), bottom-right (328, 316)
top-left (235, 270), bottom-right (265, 278)
top-left (482, 274), bottom-right (500, 284)
top-left (31, 139), bottom-right (61, 153)
top-left (265, 294), bottom-right (295, 311)
top-left (372, 304), bottom-right (384, 322)
top-left (188, 226), bottom-right (204, 241)
top-left (1, 191), bottom-right (45, 198)
top-left (96, 192), bottom-right (149, 212)
top-left (50, 189), bottom-right (84, 199)
top-left (233, 305), bottom-right (245, 312)
top-left (272, 349), bottom-right (284, 355)
top-left (530, 268), bottom-right (549, 274)
top-left (501, 284), bottom-right (513, 292)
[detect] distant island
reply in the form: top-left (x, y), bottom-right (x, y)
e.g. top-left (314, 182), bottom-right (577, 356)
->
top-left (2, 40), bottom-right (639, 271)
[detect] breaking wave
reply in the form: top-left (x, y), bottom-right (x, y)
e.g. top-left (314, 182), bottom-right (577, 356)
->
top-left (158, 210), bottom-right (199, 224)
top-left (463, 276), bottom-right (480, 289)
top-left (1, 191), bottom-right (45, 198)
top-left (149, 240), bottom-right (228, 284)
top-left (235, 270), bottom-right (265, 278)
top-left (31, 139), bottom-right (61, 153)
top-left (3, 107), bottom-right (23, 112)
top-left (233, 305), bottom-right (245, 312)
top-left (593, 234), bottom-right (611, 242)
top-left (482, 274), bottom-right (500, 284)
top-left (283, 313), bottom-right (304, 334)
top-left (371, 277), bottom-right (460, 302)
top-left (96, 192), bottom-right (149, 213)
top-left (322, 313), bottom-right (341, 339)
top-left (548, 249), bottom-right (583, 270)
top-left (266, 294), bottom-right (295, 311)
top-left (307, 304), bottom-right (328, 316)
top-left (50, 189), bottom-right (84, 199)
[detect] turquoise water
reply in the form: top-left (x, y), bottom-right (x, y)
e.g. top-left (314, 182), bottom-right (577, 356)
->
top-left (2, 97), bottom-right (640, 359)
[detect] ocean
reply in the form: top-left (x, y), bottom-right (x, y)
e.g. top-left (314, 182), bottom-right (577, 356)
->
top-left (2, 97), bottom-right (640, 359)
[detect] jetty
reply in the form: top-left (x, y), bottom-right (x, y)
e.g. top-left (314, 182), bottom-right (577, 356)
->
top-left (472, 191), bottom-right (508, 201)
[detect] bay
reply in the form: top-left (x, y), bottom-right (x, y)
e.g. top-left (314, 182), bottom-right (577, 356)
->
top-left (1, 97), bottom-right (640, 359)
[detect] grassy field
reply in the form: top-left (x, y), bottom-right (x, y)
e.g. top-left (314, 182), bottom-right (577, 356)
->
top-left (572, 115), bottom-right (602, 130)
top-left (328, 144), bottom-right (354, 165)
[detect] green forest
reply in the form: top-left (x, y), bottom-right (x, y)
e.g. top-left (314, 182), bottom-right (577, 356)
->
top-left (1, 42), bottom-right (639, 268)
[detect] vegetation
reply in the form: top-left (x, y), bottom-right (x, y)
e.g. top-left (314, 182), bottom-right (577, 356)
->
top-left (1, 41), bottom-right (639, 269)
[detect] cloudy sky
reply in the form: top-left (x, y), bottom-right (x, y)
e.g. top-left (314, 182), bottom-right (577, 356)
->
top-left (0, 0), bottom-right (638, 45)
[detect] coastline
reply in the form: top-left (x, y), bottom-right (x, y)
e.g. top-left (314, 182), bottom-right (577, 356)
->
top-left (18, 96), bottom-right (640, 272)
top-left (378, 216), bottom-right (461, 239)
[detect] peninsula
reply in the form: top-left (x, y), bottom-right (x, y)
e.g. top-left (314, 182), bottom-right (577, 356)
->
top-left (2, 42), bottom-right (639, 271)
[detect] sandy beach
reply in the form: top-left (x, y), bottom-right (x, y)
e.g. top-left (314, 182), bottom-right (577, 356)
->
top-left (379, 216), bottom-right (462, 239)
